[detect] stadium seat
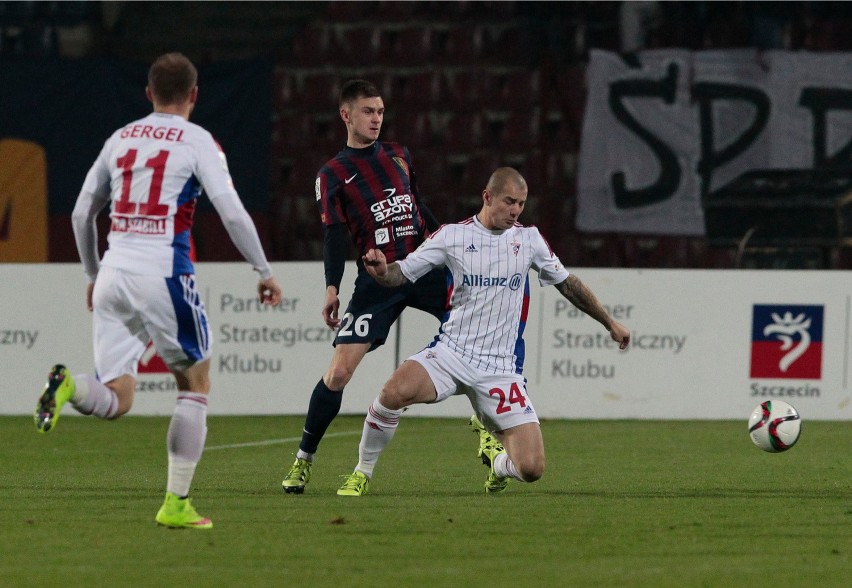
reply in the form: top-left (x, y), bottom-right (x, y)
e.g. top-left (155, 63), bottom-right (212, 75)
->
top-left (408, 149), bottom-right (451, 213)
top-left (518, 150), bottom-right (563, 191)
top-left (337, 25), bottom-right (382, 66)
top-left (459, 152), bottom-right (502, 193)
top-left (447, 69), bottom-right (498, 112)
top-left (487, 25), bottom-right (526, 66)
top-left (553, 66), bottom-right (586, 150)
top-left (441, 25), bottom-right (487, 64)
top-left (297, 73), bottom-right (342, 113)
top-left (383, 111), bottom-right (434, 149)
top-left (497, 109), bottom-right (543, 151)
top-left (497, 69), bottom-right (543, 110)
top-left (291, 24), bottom-right (336, 67)
top-left (440, 112), bottom-right (486, 152)
top-left (272, 112), bottom-right (311, 157)
top-left (576, 233), bottom-right (624, 267)
top-left (376, 0), bottom-right (425, 22)
top-left (273, 67), bottom-right (297, 111)
top-left (326, 0), bottom-right (371, 21)
top-left (387, 25), bottom-right (435, 66)
top-left (394, 70), bottom-right (449, 109)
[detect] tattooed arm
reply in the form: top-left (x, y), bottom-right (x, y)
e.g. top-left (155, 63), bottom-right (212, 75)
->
top-left (555, 274), bottom-right (631, 350)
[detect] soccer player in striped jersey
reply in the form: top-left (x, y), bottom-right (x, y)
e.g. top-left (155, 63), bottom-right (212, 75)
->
top-left (281, 79), bottom-right (451, 494)
top-left (33, 53), bottom-right (283, 528)
top-left (337, 167), bottom-right (631, 496)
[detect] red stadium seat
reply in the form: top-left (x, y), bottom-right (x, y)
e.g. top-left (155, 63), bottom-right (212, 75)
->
top-left (272, 112), bottom-right (311, 156)
top-left (326, 0), bottom-right (371, 21)
top-left (273, 67), bottom-right (297, 111)
top-left (497, 69), bottom-right (543, 110)
top-left (383, 111), bottom-right (434, 149)
top-left (395, 70), bottom-right (449, 108)
top-left (497, 109), bottom-right (543, 151)
top-left (337, 26), bottom-right (382, 66)
top-left (387, 26), bottom-right (435, 66)
top-left (441, 112), bottom-right (486, 152)
top-left (441, 25), bottom-right (487, 64)
top-left (447, 69), bottom-right (498, 112)
top-left (297, 73), bottom-right (342, 113)
top-left (291, 24), bottom-right (336, 67)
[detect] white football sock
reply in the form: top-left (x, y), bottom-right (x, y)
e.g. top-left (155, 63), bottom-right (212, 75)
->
top-left (71, 374), bottom-right (119, 419)
top-left (166, 392), bottom-right (208, 497)
top-left (355, 398), bottom-right (404, 478)
top-left (494, 452), bottom-right (524, 481)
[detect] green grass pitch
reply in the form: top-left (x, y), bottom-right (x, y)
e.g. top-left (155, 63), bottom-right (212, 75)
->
top-left (1, 415), bottom-right (849, 587)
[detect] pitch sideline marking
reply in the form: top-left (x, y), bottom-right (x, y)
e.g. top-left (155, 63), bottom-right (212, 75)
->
top-left (205, 430), bottom-right (361, 451)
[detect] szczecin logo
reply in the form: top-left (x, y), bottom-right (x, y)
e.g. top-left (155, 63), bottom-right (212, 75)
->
top-left (750, 304), bottom-right (823, 379)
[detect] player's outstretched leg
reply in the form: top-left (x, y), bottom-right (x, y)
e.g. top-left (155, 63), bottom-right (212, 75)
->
top-left (34, 365), bottom-right (76, 433)
top-left (155, 492), bottom-right (212, 529)
top-left (337, 471), bottom-right (370, 496)
top-left (281, 457), bottom-right (312, 494)
top-left (470, 415), bottom-right (509, 494)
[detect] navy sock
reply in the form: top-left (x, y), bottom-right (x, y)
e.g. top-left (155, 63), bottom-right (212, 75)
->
top-left (299, 379), bottom-right (343, 454)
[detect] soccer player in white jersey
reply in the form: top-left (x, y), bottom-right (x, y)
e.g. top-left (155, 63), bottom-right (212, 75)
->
top-left (337, 167), bottom-right (630, 496)
top-left (32, 53), bottom-right (283, 528)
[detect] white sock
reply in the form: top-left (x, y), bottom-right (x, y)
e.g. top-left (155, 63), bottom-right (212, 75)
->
top-left (296, 449), bottom-right (313, 462)
top-left (494, 452), bottom-right (524, 482)
top-left (166, 392), bottom-right (208, 497)
top-left (355, 398), bottom-right (404, 478)
top-left (71, 374), bottom-right (119, 419)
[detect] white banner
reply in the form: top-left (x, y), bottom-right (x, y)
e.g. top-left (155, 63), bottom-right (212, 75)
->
top-left (577, 49), bottom-right (852, 235)
top-left (2, 263), bottom-right (850, 421)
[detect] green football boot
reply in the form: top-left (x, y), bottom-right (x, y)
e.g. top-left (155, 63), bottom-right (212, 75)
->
top-left (469, 415), bottom-right (510, 494)
top-left (336, 471), bottom-right (370, 496)
top-left (34, 365), bottom-right (76, 433)
top-left (155, 492), bottom-right (213, 529)
top-left (281, 457), bottom-right (312, 494)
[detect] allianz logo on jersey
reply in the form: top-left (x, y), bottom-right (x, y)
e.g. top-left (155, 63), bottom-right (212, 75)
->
top-left (462, 272), bottom-right (524, 291)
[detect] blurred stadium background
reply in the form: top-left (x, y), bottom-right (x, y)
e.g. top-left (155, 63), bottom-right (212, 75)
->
top-left (2, 0), bottom-right (852, 269)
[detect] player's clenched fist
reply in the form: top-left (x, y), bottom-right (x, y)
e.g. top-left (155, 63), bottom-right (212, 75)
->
top-left (363, 248), bottom-right (388, 277)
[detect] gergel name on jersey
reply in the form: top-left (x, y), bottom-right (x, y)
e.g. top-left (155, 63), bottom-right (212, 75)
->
top-left (120, 124), bottom-right (185, 142)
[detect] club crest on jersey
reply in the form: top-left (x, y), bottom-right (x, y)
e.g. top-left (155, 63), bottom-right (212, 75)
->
top-left (375, 227), bottom-right (390, 245)
top-left (511, 241), bottom-right (521, 256)
top-left (392, 156), bottom-right (409, 178)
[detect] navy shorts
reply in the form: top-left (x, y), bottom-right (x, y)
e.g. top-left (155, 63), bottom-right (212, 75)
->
top-left (334, 267), bottom-right (448, 351)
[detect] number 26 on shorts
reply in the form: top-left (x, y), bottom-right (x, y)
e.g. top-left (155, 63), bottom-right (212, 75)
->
top-left (489, 382), bottom-right (527, 414)
top-left (338, 313), bottom-right (372, 337)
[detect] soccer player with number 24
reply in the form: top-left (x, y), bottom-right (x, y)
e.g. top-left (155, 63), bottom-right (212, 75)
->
top-left (337, 167), bottom-right (630, 496)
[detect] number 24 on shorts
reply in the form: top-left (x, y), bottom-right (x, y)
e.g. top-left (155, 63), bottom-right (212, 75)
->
top-left (490, 382), bottom-right (527, 414)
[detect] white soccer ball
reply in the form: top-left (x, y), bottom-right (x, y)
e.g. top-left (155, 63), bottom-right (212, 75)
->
top-left (748, 400), bottom-right (801, 453)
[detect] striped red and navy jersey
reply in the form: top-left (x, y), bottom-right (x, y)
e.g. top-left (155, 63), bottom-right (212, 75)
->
top-left (315, 141), bottom-right (430, 263)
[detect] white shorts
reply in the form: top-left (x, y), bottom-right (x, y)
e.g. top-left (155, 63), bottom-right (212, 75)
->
top-left (409, 339), bottom-right (539, 432)
top-left (92, 266), bottom-right (212, 382)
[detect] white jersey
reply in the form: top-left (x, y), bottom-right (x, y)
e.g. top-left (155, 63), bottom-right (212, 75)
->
top-left (79, 112), bottom-right (239, 277)
top-left (399, 215), bottom-right (570, 375)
